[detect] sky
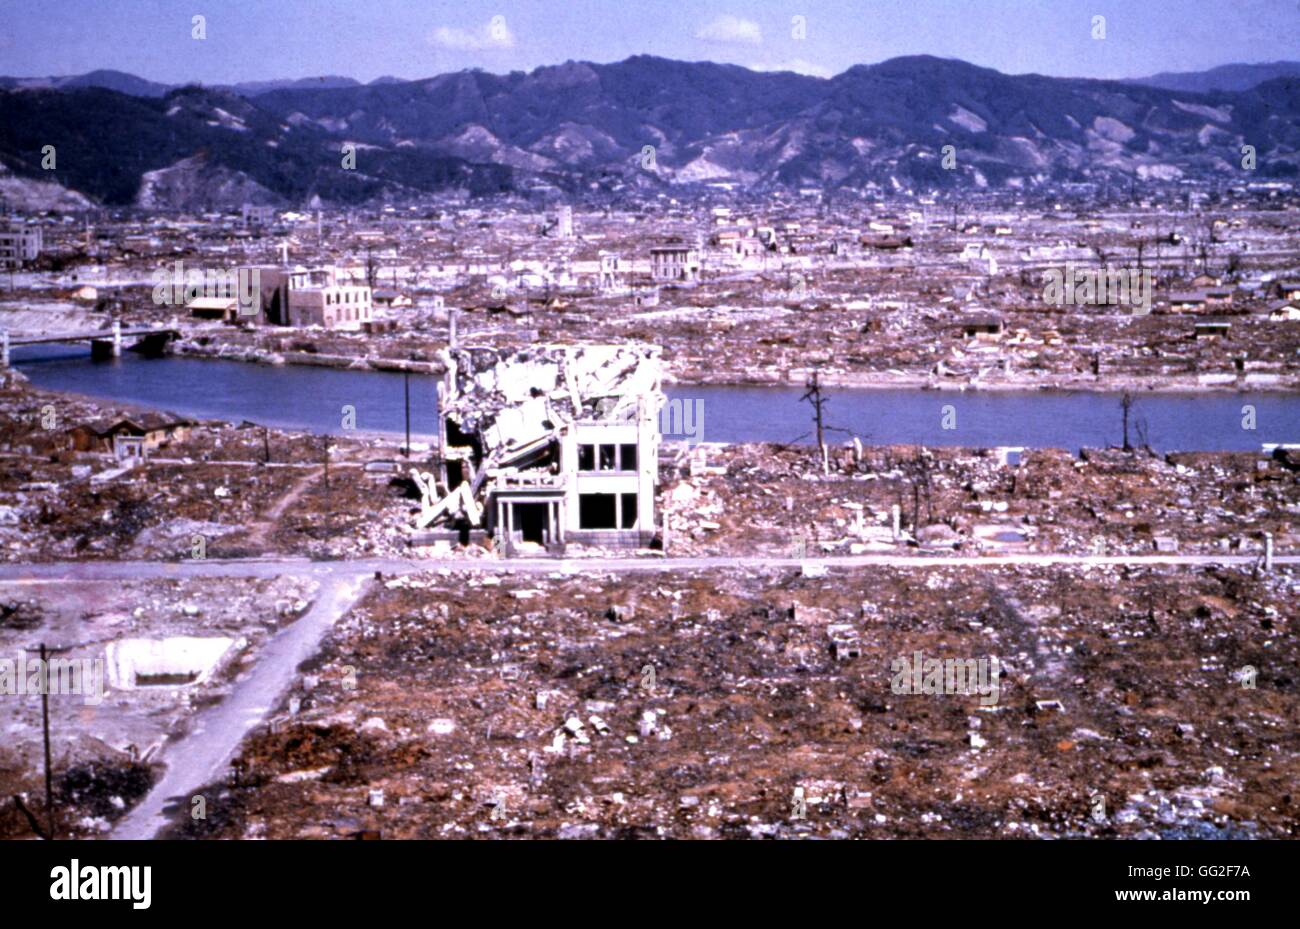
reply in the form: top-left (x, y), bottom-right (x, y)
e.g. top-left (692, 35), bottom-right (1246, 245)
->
top-left (0, 0), bottom-right (1297, 84)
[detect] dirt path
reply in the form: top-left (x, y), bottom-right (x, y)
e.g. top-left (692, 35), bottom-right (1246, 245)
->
top-left (242, 466), bottom-right (323, 550)
top-left (111, 571), bottom-right (372, 840)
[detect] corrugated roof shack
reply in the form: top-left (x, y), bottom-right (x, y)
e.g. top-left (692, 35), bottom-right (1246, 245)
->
top-left (414, 343), bottom-right (664, 554)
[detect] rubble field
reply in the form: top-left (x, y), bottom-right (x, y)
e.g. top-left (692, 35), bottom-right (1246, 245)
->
top-left (661, 441), bottom-right (1300, 558)
top-left (164, 280), bottom-right (1300, 393)
top-left (168, 564), bottom-right (1298, 839)
top-left (0, 376), bottom-right (419, 561)
top-left (0, 574), bottom-right (318, 839)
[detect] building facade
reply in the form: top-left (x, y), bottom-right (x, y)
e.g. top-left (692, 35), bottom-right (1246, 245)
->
top-left (416, 343), bottom-right (664, 552)
top-left (246, 265), bottom-right (372, 329)
top-left (650, 246), bottom-right (701, 283)
top-left (0, 226), bottom-right (42, 269)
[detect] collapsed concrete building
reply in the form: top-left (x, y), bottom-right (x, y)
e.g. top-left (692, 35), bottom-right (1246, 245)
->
top-left (413, 343), bottom-right (664, 552)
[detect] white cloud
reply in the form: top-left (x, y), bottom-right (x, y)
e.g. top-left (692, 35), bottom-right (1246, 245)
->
top-left (430, 16), bottom-right (516, 51)
top-left (695, 14), bottom-right (763, 46)
top-left (752, 59), bottom-right (834, 79)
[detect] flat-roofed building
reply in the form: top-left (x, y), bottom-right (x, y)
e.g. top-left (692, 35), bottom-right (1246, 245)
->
top-left (0, 226), bottom-right (42, 268)
top-left (650, 245), bottom-right (700, 283)
top-left (245, 265), bottom-right (372, 329)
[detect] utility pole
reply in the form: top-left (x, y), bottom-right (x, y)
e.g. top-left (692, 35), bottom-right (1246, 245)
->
top-left (403, 370), bottom-right (411, 459)
top-left (1120, 392), bottom-right (1135, 453)
top-left (39, 642), bottom-right (54, 840)
top-left (263, 426), bottom-right (270, 465)
top-left (801, 372), bottom-right (829, 473)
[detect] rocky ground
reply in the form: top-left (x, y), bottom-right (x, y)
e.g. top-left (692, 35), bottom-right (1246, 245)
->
top-left (660, 441), bottom-right (1300, 559)
top-left (0, 574), bottom-right (317, 839)
top-left (166, 563), bottom-right (1299, 839)
top-left (0, 374), bottom-right (420, 562)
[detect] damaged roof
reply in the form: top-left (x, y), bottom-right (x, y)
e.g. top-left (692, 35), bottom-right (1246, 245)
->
top-left (440, 343), bottom-right (663, 456)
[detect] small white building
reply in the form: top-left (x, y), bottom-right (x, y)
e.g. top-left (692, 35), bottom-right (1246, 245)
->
top-left (246, 265), bottom-right (372, 329)
top-left (598, 252), bottom-right (622, 291)
top-left (0, 226), bottom-right (42, 268)
top-left (240, 204), bottom-right (277, 227)
top-left (650, 245), bottom-right (700, 283)
top-left (556, 204), bottom-right (574, 239)
top-left (1266, 300), bottom-right (1300, 321)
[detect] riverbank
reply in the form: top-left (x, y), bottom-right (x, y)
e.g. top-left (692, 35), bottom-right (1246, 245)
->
top-left (12, 350), bottom-right (1300, 451)
top-left (169, 336), bottom-right (1300, 395)
top-left (3, 366), bottom-right (1296, 566)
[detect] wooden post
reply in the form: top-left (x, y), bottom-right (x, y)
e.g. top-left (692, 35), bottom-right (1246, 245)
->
top-left (39, 643), bottom-right (54, 840)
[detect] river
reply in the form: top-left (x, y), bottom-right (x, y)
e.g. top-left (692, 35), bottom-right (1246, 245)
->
top-left (12, 346), bottom-right (1300, 452)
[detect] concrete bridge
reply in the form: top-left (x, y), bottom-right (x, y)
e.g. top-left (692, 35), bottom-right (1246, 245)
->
top-left (1, 321), bottom-right (181, 365)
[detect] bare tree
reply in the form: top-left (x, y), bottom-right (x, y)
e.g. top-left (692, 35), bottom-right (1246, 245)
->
top-left (1225, 253), bottom-right (1243, 282)
top-left (365, 247), bottom-right (378, 289)
top-left (899, 447), bottom-right (936, 532)
top-left (1134, 414), bottom-right (1150, 451)
top-left (799, 371), bottom-right (854, 474)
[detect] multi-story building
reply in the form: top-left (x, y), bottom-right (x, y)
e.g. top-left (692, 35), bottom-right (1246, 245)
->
top-left (240, 204), bottom-right (277, 227)
top-left (414, 343), bottom-right (664, 552)
top-left (650, 245), bottom-right (700, 283)
top-left (0, 226), bottom-right (42, 269)
top-left (246, 265), bottom-right (372, 329)
top-left (556, 204), bottom-right (574, 239)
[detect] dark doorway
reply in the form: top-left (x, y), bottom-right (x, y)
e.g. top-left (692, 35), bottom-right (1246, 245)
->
top-left (513, 502), bottom-right (549, 544)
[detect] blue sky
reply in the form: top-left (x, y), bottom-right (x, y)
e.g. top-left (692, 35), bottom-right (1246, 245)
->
top-left (1, 0), bottom-right (1297, 83)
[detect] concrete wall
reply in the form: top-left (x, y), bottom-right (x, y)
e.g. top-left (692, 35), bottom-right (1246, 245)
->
top-left (105, 636), bottom-right (242, 690)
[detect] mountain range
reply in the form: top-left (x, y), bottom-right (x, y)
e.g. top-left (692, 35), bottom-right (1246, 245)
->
top-left (1127, 61), bottom-right (1300, 94)
top-left (1, 56), bottom-right (1296, 210)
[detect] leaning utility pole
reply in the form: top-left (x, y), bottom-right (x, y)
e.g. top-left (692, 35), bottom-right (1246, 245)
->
top-left (403, 371), bottom-right (411, 459)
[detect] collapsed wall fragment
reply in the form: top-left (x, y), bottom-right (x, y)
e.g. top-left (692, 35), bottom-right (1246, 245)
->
top-left (414, 343), bottom-right (664, 551)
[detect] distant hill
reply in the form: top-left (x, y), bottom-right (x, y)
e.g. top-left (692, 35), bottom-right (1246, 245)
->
top-left (222, 76), bottom-right (362, 96)
top-left (0, 71), bottom-right (365, 98)
top-left (2, 56), bottom-right (1296, 209)
top-left (1129, 61), bottom-right (1300, 93)
top-left (0, 69), bottom-right (170, 97)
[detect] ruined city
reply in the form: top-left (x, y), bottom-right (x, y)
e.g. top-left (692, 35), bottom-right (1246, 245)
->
top-left (0, 3), bottom-right (1295, 906)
